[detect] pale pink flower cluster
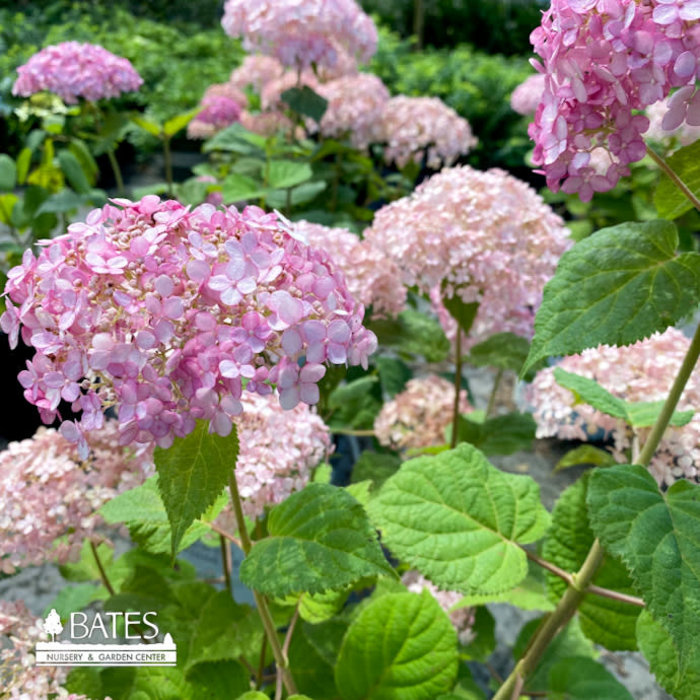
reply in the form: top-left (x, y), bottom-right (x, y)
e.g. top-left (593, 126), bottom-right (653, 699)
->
top-left (221, 0), bottom-right (377, 70)
top-left (230, 55), bottom-right (286, 94)
top-left (378, 96), bottom-right (477, 169)
top-left (227, 391), bottom-right (331, 518)
top-left (528, 328), bottom-right (700, 487)
top-left (260, 71), bottom-right (321, 111)
top-left (1, 196), bottom-right (376, 456)
top-left (0, 421), bottom-right (152, 573)
top-left (374, 375), bottom-right (472, 451)
top-left (401, 571), bottom-right (475, 645)
top-left (530, 0), bottom-right (700, 201)
top-left (315, 73), bottom-right (390, 149)
top-left (511, 73), bottom-right (546, 116)
top-left (187, 83), bottom-right (248, 140)
top-left (645, 95), bottom-right (700, 147)
top-left (364, 166), bottom-right (571, 349)
top-left (294, 220), bottom-right (405, 317)
top-left (12, 42), bottom-right (142, 104)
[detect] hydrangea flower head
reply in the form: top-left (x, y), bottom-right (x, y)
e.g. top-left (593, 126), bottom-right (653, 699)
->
top-left (188, 83), bottom-right (247, 140)
top-left (374, 375), bottom-right (472, 451)
top-left (530, 0), bottom-right (700, 200)
top-left (1, 197), bottom-right (376, 456)
top-left (528, 328), bottom-right (700, 487)
top-left (221, 0), bottom-right (378, 70)
top-left (364, 166), bottom-right (571, 349)
top-left (12, 42), bottom-right (142, 104)
top-left (379, 96), bottom-right (478, 169)
top-left (511, 73), bottom-right (546, 116)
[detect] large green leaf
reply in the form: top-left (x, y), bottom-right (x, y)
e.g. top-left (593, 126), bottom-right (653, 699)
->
top-left (548, 657), bottom-right (634, 700)
top-left (368, 309), bottom-right (451, 362)
top-left (442, 294), bottom-right (479, 339)
top-left (637, 609), bottom-right (700, 700)
top-left (369, 444), bottom-right (550, 594)
top-left (281, 86), bottom-right (328, 122)
top-left (0, 154), bottom-right (17, 191)
top-left (544, 473), bottom-right (641, 650)
top-left (57, 150), bottom-right (92, 194)
top-left (267, 160), bottom-right (312, 189)
top-left (467, 332), bottom-right (530, 373)
top-left (554, 368), bottom-right (693, 428)
top-left (240, 483), bottom-right (394, 597)
top-left (453, 411), bottom-right (536, 456)
top-left (220, 173), bottom-right (267, 203)
top-left (155, 421), bottom-right (238, 556)
top-left (164, 109), bottom-right (201, 138)
top-left (523, 220), bottom-right (700, 375)
top-left (351, 451), bottom-right (401, 490)
top-left (654, 140), bottom-right (700, 219)
top-left (555, 445), bottom-right (615, 472)
top-left (588, 464), bottom-right (700, 670)
top-left (335, 591), bottom-right (458, 700)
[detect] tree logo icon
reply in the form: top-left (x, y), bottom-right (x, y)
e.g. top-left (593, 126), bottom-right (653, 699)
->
top-left (43, 609), bottom-right (63, 642)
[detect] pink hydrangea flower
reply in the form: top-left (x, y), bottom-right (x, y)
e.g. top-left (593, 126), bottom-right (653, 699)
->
top-left (378, 96), bottom-right (477, 169)
top-left (364, 166), bottom-right (571, 349)
top-left (528, 328), bottom-right (700, 487)
top-left (374, 375), bottom-right (472, 451)
top-left (187, 83), bottom-right (248, 140)
top-left (230, 54), bottom-right (287, 93)
top-left (401, 571), bottom-right (475, 645)
top-left (530, 0), bottom-right (700, 200)
top-left (12, 42), bottom-right (142, 104)
top-left (1, 197), bottom-right (376, 455)
top-left (315, 73), bottom-right (390, 149)
top-left (221, 0), bottom-right (378, 71)
top-left (0, 421), bottom-right (152, 573)
top-left (645, 95), bottom-right (700, 147)
top-left (294, 220), bottom-right (406, 317)
top-left (511, 73), bottom-right (546, 116)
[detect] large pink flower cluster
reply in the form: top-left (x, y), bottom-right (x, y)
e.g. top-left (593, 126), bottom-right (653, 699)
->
top-left (188, 83), bottom-right (247, 140)
top-left (364, 166), bottom-right (571, 349)
top-left (511, 73), bottom-right (546, 116)
top-left (294, 220), bottom-right (406, 317)
top-left (0, 421), bottom-right (152, 573)
top-left (374, 375), bottom-right (472, 451)
top-left (528, 328), bottom-right (700, 487)
top-left (379, 96), bottom-right (478, 169)
top-left (530, 0), bottom-right (700, 201)
top-left (224, 391), bottom-right (330, 518)
top-left (1, 196), bottom-right (376, 456)
top-left (12, 42), bottom-right (142, 104)
top-left (401, 571), bottom-right (475, 645)
top-left (221, 0), bottom-right (377, 70)
top-left (230, 55), bottom-right (286, 93)
top-left (316, 73), bottom-right (390, 149)
top-left (645, 95), bottom-right (700, 147)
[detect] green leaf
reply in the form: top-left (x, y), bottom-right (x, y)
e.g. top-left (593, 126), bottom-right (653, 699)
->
top-left (654, 140), bottom-right (700, 219)
top-left (375, 356), bottom-right (412, 397)
top-left (164, 109), bottom-right (201, 138)
top-left (351, 451), bottom-right (401, 490)
top-left (0, 154), bottom-right (17, 191)
top-left (281, 85), bottom-right (328, 123)
top-left (299, 587), bottom-right (350, 624)
top-left (186, 660), bottom-right (250, 700)
top-left (155, 421), bottom-right (238, 557)
top-left (102, 667), bottom-right (191, 699)
top-left (335, 591), bottom-right (458, 700)
top-left (204, 123), bottom-right (266, 155)
top-left (221, 173), bottom-right (267, 203)
top-left (57, 150), bottom-right (92, 194)
top-left (588, 464), bottom-right (700, 670)
top-left (100, 476), bottom-right (222, 555)
top-left (369, 444), bottom-right (550, 594)
top-left (442, 293), bottom-right (479, 338)
top-left (523, 220), bottom-right (700, 375)
top-left (267, 160), bottom-right (313, 189)
top-left (0, 193), bottom-right (19, 225)
top-left (235, 694), bottom-right (269, 700)
top-left (35, 190), bottom-right (84, 215)
top-left (460, 606), bottom-right (495, 662)
top-left (69, 139), bottom-right (99, 185)
top-left (132, 115), bottom-right (163, 138)
top-left (186, 591), bottom-right (263, 670)
top-left (555, 445), bottom-right (616, 472)
top-left (548, 657), bottom-right (634, 699)
top-left (240, 483), bottom-right (395, 597)
top-left (544, 473), bottom-right (641, 650)
top-left (266, 180), bottom-right (327, 208)
top-left (327, 376), bottom-right (382, 430)
top-left (453, 411), bottom-right (536, 456)
top-left (553, 368), bottom-right (694, 428)
top-left (637, 609), bottom-right (700, 700)
top-left (368, 309), bottom-right (451, 363)
top-left (467, 332), bottom-right (530, 373)
top-left (64, 668), bottom-right (103, 698)
top-left (16, 148), bottom-right (32, 185)
top-left (44, 583), bottom-right (106, 619)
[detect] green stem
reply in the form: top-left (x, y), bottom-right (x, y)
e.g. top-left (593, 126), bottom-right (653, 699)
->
top-left (256, 635), bottom-right (267, 689)
top-left (219, 534), bottom-right (232, 594)
top-left (106, 147), bottom-right (125, 196)
top-left (486, 368), bottom-right (503, 418)
top-left (163, 137), bottom-right (173, 197)
top-left (450, 330), bottom-right (463, 449)
top-left (90, 540), bottom-right (115, 596)
top-left (646, 144), bottom-right (700, 212)
top-left (228, 473), bottom-right (298, 695)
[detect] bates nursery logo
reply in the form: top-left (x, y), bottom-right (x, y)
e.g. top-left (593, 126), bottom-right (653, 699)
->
top-left (35, 608), bottom-right (177, 667)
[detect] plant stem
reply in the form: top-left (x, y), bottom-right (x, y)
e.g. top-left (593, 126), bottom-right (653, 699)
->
top-left (90, 539), bottom-right (115, 596)
top-left (228, 473), bottom-right (298, 695)
top-left (219, 534), bottom-right (232, 594)
top-left (163, 137), bottom-right (173, 197)
top-left (646, 144), bottom-right (700, 212)
top-left (106, 147), bottom-right (125, 196)
top-left (450, 330), bottom-right (463, 449)
top-left (486, 368), bottom-right (504, 417)
top-left (208, 521), bottom-right (243, 551)
top-left (331, 428), bottom-right (376, 437)
top-left (256, 635), bottom-right (267, 689)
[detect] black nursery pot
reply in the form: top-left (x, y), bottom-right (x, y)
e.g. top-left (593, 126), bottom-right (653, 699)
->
top-left (0, 333), bottom-right (44, 443)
